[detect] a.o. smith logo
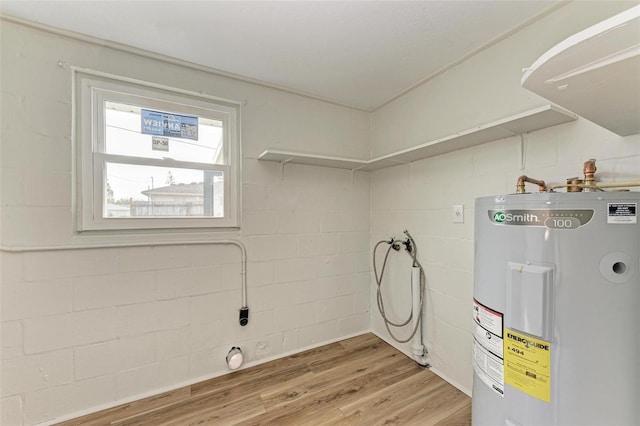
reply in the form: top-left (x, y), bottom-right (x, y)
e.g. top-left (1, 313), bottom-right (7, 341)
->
top-left (490, 210), bottom-right (540, 225)
top-left (488, 209), bottom-right (594, 228)
top-left (493, 212), bottom-right (506, 223)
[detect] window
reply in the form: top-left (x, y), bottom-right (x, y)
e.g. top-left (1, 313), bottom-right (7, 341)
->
top-left (75, 71), bottom-right (240, 231)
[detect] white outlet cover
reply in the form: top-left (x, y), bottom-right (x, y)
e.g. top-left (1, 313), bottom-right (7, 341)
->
top-left (453, 205), bottom-right (464, 223)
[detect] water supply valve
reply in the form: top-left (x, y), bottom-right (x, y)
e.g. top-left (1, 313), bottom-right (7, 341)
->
top-left (388, 238), bottom-right (401, 251)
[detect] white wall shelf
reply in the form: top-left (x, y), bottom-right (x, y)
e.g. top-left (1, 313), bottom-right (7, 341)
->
top-left (522, 5), bottom-right (639, 136)
top-left (257, 151), bottom-right (368, 170)
top-left (258, 104), bottom-right (577, 171)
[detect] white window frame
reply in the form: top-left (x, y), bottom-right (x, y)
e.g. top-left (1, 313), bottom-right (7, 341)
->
top-left (74, 70), bottom-right (241, 231)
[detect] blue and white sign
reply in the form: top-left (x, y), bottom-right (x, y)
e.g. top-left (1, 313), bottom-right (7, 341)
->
top-left (141, 109), bottom-right (198, 140)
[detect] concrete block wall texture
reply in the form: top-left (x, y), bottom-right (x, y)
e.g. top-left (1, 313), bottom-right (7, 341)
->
top-left (2, 1), bottom-right (640, 424)
top-left (0, 20), bottom-right (371, 425)
top-left (369, 0), bottom-right (640, 394)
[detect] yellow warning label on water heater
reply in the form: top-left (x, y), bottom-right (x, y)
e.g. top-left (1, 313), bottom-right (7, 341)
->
top-left (504, 328), bottom-right (551, 402)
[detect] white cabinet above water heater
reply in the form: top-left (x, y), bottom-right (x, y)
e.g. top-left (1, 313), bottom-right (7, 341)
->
top-left (472, 192), bottom-right (639, 426)
top-left (522, 5), bottom-right (640, 136)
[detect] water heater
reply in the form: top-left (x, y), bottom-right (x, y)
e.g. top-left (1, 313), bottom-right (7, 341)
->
top-left (472, 192), bottom-right (639, 425)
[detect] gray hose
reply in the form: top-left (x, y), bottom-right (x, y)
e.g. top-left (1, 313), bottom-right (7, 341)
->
top-left (373, 231), bottom-right (425, 344)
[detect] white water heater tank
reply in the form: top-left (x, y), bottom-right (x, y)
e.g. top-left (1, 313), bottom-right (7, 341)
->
top-left (472, 192), bottom-right (639, 425)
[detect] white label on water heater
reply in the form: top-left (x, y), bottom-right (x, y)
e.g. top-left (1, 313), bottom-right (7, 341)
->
top-left (473, 299), bottom-right (504, 397)
top-left (473, 339), bottom-right (504, 396)
top-left (608, 203), bottom-right (637, 224)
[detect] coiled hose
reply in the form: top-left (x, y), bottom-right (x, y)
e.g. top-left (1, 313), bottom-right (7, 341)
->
top-left (373, 231), bottom-right (425, 344)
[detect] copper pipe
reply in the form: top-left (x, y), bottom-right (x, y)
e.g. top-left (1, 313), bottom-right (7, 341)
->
top-left (516, 175), bottom-right (547, 194)
top-left (566, 177), bottom-right (583, 192)
top-left (583, 159), bottom-right (597, 191)
top-left (548, 180), bottom-right (640, 192)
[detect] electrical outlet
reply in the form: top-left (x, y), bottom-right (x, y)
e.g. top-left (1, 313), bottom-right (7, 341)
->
top-left (453, 205), bottom-right (464, 223)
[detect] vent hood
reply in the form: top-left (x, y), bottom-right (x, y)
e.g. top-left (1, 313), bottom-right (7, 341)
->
top-left (522, 5), bottom-right (640, 136)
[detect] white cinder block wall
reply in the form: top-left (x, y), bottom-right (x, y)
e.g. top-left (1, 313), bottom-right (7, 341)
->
top-left (2, 1), bottom-right (640, 424)
top-left (0, 21), bottom-right (371, 425)
top-left (370, 0), bottom-right (640, 394)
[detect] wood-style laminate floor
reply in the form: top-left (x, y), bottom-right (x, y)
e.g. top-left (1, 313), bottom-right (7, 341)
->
top-left (57, 333), bottom-right (471, 426)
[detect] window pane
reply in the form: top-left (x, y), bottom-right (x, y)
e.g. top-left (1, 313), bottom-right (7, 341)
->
top-left (104, 162), bottom-right (224, 218)
top-left (104, 101), bottom-right (225, 165)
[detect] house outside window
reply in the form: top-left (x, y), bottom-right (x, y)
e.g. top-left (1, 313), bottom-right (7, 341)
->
top-left (75, 70), bottom-right (240, 231)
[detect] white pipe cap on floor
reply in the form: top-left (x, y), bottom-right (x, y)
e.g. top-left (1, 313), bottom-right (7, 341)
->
top-left (226, 347), bottom-right (244, 370)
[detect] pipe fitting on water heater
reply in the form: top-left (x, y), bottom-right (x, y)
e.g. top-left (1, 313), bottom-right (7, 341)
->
top-left (582, 158), bottom-right (597, 191)
top-left (516, 158), bottom-right (640, 193)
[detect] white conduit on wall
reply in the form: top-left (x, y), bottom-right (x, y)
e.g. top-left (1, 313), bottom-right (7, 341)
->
top-left (410, 265), bottom-right (425, 364)
top-left (0, 239), bottom-right (249, 324)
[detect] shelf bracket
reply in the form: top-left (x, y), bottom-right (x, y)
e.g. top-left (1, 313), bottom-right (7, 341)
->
top-left (350, 166), bottom-right (366, 185)
top-left (279, 158), bottom-right (293, 180)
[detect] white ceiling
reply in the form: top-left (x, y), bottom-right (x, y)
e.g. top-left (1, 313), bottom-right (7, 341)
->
top-left (1, 1), bottom-right (563, 110)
